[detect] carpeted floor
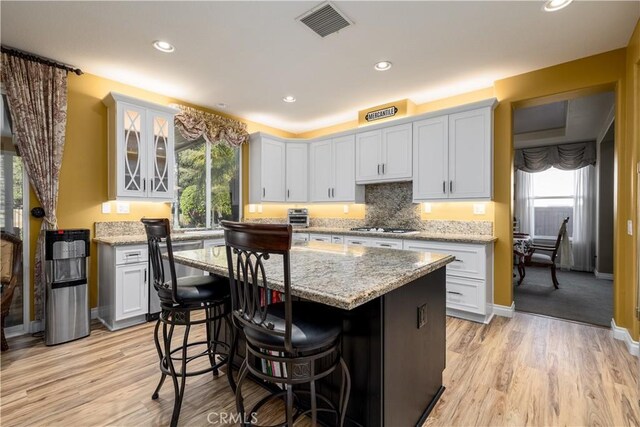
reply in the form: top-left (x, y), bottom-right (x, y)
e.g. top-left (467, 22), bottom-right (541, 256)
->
top-left (514, 266), bottom-right (613, 327)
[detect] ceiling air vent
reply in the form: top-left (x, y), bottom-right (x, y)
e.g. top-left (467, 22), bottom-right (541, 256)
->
top-left (297, 2), bottom-right (353, 38)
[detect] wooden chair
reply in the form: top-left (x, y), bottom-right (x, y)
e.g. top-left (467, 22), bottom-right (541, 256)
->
top-left (1, 232), bottom-right (22, 351)
top-left (525, 217), bottom-right (570, 289)
top-left (222, 220), bottom-right (351, 426)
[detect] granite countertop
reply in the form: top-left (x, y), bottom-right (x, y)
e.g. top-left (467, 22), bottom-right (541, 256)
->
top-left (301, 227), bottom-right (497, 244)
top-left (93, 230), bottom-right (225, 246)
top-left (170, 241), bottom-right (454, 310)
top-left (93, 226), bottom-right (496, 246)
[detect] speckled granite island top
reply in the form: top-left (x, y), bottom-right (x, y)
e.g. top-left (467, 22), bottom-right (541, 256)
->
top-left (170, 241), bottom-right (454, 310)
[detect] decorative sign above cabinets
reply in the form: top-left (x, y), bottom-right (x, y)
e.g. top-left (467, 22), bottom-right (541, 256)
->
top-left (365, 106), bottom-right (398, 122)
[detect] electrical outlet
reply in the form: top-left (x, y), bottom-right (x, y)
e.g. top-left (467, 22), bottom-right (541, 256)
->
top-left (473, 203), bottom-right (486, 215)
top-left (417, 303), bottom-right (428, 329)
top-left (343, 205), bottom-right (349, 214)
top-left (101, 202), bottom-right (111, 214)
top-left (423, 203), bottom-right (432, 213)
top-left (248, 204), bottom-right (256, 213)
top-left (116, 201), bottom-right (130, 214)
top-left (627, 220), bottom-right (633, 236)
top-left (257, 204), bottom-right (263, 213)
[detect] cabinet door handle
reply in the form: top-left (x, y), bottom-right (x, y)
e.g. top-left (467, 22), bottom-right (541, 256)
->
top-left (263, 187), bottom-right (265, 197)
top-left (328, 188), bottom-right (331, 197)
top-left (447, 291), bottom-right (463, 296)
top-left (287, 189), bottom-right (290, 198)
top-left (377, 164), bottom-right (380, 175)
top-left (143, 178), bottom-right (146, 192)
top-left (449, 181), bottom-right (453, 193)
top-left (443, 181), bottom-right (446, 194)
top-left (382, 163), bottom-right (385, 174)
top-left (144, 269), bottom-right (147, 283)
top-left (331, 188), bottom-right (335, 198)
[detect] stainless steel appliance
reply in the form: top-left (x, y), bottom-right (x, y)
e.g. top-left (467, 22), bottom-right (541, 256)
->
top-left (288, 208), bottom-right (309, 228)
top-left (44, 229), bottom-right (90, 345)
top-left (147, 240), bottom-right (204, 320)
top-left (350, 227), bottom-right (420, 234)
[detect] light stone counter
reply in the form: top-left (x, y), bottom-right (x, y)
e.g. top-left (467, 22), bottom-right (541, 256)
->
top-left (170, 241), bottom-right (454, 310)
top-left (93, 227), bottom-right (495, 246)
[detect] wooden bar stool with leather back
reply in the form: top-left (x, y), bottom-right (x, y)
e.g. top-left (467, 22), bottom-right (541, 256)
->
top-left (221, 221), bottom-right (351, 427)
top-left (141, 218), bottom-right (238, 427)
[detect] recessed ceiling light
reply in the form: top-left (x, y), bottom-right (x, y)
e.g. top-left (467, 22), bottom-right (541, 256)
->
top-left (374, 61), bottom-right (392, 71)
top-left (542, 0), bottom-right (573, 12)
top-left (152, 40), bottom-right (175, 53)
top-left (216, 103), bottom-right (228, 109)
top-left (283, 96), bottom-right (296, 103)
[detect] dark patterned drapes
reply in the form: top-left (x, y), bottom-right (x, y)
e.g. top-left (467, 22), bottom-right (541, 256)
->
top-left (515, 141), bottom-right (596, 172)
top-left (1, 53), bottom-right (68, 321)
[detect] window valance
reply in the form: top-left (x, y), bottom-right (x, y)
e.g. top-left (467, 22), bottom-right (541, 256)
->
top-left (174, 104), bottom-right (249, 147)
top-left (514, 141), bottom-right (596, 172)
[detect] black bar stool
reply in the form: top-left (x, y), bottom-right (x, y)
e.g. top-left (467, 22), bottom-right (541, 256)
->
top-left (221, 221), bottom-right (351, 426)
top-left (141, 218), bottom-right (238, 427)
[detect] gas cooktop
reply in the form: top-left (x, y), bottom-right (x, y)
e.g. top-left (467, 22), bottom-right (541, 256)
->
top-left (350, 227), bottom-right (420, 234)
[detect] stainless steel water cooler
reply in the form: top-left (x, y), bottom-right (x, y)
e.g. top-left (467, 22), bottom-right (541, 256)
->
top-left (44, 229), bottom-right (90, 345)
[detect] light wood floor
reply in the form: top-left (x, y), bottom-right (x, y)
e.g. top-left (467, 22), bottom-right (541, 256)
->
top-left (1, 313), bottom-right (638, 426)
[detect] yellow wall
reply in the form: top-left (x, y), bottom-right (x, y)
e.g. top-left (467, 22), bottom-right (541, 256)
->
top-left (28, 72), bottom-right (294, 319)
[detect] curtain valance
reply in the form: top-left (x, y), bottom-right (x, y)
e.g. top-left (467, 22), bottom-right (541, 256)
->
top-left (174, 104), bottom-right (249, 147)
top-left (514, 141), bottom-right (596, 172)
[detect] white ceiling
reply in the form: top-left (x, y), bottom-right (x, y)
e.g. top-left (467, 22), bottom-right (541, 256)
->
top-left (1, 1), bottom-right (638, 133)
top-left (513, 91), bottom-right (615, 149)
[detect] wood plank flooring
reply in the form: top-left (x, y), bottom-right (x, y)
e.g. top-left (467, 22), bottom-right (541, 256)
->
top-left (1, 313), bottom-right (638, 426)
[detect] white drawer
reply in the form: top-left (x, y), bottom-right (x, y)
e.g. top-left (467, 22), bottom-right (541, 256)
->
top-left (345, 237), bottom-right (372, 247)
top-left (309, 233), bottom-right (331, 243)
top-left (403, 240), bottom-right (485, 280)
top-left (446, 276), bottom-right (485, 315)
top-left (115, 246), bottom-right (148, 265)
top-left (331, 235), bottom-right (344, 244)
top-left (370, 238), bottom-right (403, 249)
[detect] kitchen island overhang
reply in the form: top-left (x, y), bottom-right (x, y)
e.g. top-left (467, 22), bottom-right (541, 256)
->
top-left (170, 241), bottom-right (454, 426)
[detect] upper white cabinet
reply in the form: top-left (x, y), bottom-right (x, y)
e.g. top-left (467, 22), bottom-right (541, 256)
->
top-left (355, 123), bottom-right (412, 184)
top-left (413, 106), bottom-right (493, 201)
top-left (309, 135), bottom-right (364, 203)
top-left (249, 134), bottom-right (287, 203)
top-left (103, 92), bottom-right (176, 201)
top-left (285, 142), bottom-right (308, 202)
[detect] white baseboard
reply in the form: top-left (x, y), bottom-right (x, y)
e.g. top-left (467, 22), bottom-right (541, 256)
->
top-left (91, 307), bottom-right (99, 320)
top-left (492, 302), bottom-right (515, 318)
top-left (611, 318), bottom-right (639, 356)
top-left (594, 270), bottom-right (614, 281)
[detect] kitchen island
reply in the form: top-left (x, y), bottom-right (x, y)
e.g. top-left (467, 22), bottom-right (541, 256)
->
top-left (172, 241), bottom-right (454, 426)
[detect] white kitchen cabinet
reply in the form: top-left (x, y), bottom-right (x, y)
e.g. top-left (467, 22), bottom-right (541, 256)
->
top-left (413, 106), bottom-right (493, 201)
top-left (285, 143), bottom-right (308, 202)
top-left (448, 108), bottom-right (492, 199)
top-left (403, 239), bottom-right (494, 323)
top-left (413, 116), bottom-right (449, 200)
top-left (249, 134), bottom-right (286, 203)
top-left (115, 263), bottom-right (148, 321)
top-left (103, 92), bottom-right (176, 201)
top-left (98, 244), bottom-right (150, 331)
top-left (355, 123), bottom-right (412, 184)
top-left (309, 135), bottom-right (364, 203)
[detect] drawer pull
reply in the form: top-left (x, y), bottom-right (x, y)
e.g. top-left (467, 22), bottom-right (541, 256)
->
top-left (351, 242), bottom-right (362, 245)
top-left (125, 252), bottom-right (141, 257)
top-left (452, 258), bottom-right (463, 262)
top-left (379, 244), bottom-right (392, 247)
top-left (447, 291), bottom-right (463, 296)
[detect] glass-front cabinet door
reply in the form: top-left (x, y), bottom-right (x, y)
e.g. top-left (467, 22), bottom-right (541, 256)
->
top-left (147, 111), bottom-right (174, 199)
top-left (118, 104), bottom-right (147, 198)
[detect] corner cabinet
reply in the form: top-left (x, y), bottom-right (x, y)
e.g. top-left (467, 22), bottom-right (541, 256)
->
top-left (309, 135), bottom-right (364, 203)
top-left (103, 92), bottom-right (176, 201)
top-left (413, 105), bottom-right (493, 201)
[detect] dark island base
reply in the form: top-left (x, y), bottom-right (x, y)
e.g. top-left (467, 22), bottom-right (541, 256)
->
top-left (223, 266), bottom-right (447, 426)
